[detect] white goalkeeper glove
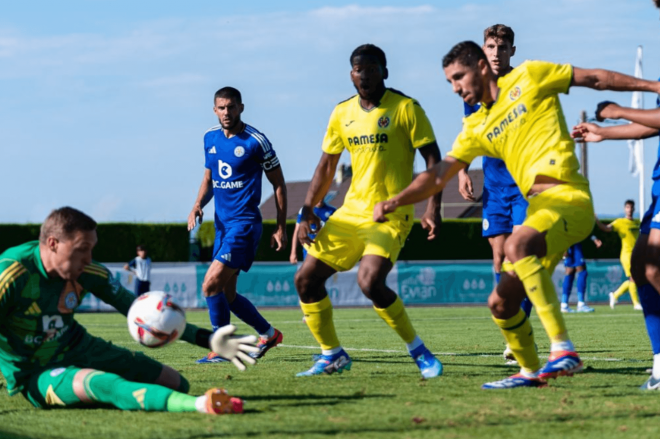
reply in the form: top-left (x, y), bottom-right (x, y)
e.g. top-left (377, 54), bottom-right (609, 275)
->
top-left (210, 324), bottom-right (259, 371)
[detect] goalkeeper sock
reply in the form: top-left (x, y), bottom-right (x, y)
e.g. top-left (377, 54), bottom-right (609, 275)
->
top-left (206, 293), bottom-right (230, 331)
top-left (373, 296), bottom-right (417, 344)
top-left (82, 371), bottom-right (175, 411)
top-left (612, 280), bottom-right (630, 300)
top-left (229, 294), bottom-right (271, 335)
top-left (514, 256), bottom-right (569, 343)
top-left (300, 296), bottom-right (341, 351)
top-left (166, 391), bottom-right (200, 413)
top-left (492, 309), bottom-right (540, 374)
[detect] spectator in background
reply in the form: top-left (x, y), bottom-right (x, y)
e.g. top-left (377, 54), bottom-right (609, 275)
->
top-left (124, 245), bottom-right (152, 296)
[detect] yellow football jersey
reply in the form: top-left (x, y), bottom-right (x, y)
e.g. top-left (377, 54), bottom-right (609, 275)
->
top-left (610, 217), bottom-right (640, 255)
top-left (322, 89), bottom-right (436, 220)
top-left (448, 60), bottom-right (588, 198)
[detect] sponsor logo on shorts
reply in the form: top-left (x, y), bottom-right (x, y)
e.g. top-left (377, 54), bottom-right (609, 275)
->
top-left (482, 219), bottom-right (490, 231)
top-left (652, 212), bottom-right (660, 224)
top-left (221, 253), bottom-right (232, 262)
top-left (234, 146), bottom-right (245, 157)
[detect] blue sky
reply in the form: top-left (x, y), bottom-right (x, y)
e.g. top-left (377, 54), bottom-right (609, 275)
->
top-left (1, 0), bottom-right (658, 223)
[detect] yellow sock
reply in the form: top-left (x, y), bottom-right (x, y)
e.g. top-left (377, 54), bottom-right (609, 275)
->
top-left (612, 280), bottom-right (630, 300)
top-left (300, 296), bottom-right (340, 351)
top-left (513, 255), bottom-right (568, 343)
top-left (373, 296), bottom-right (416, 344)
top-left (492, 309), bottom-right (541, 373)
top-left (629, 282), bottom-right (640, 307)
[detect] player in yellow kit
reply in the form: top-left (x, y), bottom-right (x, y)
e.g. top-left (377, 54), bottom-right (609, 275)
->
top-left (373, 41), bottom-right (660, 388)
top-left (594, 200), bottom-right (642, 309)
top-left (294, 44), bottom-right (443, 378)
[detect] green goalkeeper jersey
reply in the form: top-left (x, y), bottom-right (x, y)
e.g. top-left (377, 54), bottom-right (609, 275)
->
top-left (0, 241), bottom-right (200, 396)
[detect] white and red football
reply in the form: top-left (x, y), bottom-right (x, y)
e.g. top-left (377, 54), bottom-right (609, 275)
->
top-left (127, 291), bottom-right (186, 348)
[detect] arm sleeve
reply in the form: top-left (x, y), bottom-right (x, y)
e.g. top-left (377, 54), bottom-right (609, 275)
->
top-left (127, 258), bottom-right (136, 269)
top-left (0, 261), bottom-right (30, 319)
top-left (79, 263), bottom-right (136, 316)
top-left (402, 99), bottom-right (437, 149)
top-left (204, 133), bottom-right (213, 170)
top-left (446, 128), bottom-right (484, 165)
top-left (251, 133), bottom-right (281, 172)
top-left (525, 60), bottom-right (573, 95)
top-left (321, 107), bottom-right (346, 154)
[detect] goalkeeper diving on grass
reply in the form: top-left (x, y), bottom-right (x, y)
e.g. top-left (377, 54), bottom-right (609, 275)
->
top-left (0, 206), bottom-right (257, 414)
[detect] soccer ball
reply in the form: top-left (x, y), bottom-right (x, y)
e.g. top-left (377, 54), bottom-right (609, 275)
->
top-left (127, 291), bottom-right (186, 348)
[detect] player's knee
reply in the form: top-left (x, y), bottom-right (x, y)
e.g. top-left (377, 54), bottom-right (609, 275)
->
top-left (202, 278), bottom-right (220, 297)
top-left (72, 368), bottom-right (96, 404)
top-left (488, 290), bottom-right (509, 319)
top-left (503, 236), bottom-right (525, 262)
top-left (294, 269), bottom-right (319, 301)
top-left (357, 270), bottom-right (384, 297)
top-left (156, 365), bottom-right (182, 391)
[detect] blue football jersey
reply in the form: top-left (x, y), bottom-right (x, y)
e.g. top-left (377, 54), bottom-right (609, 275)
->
top-left (204, 123), bottom-right (280, 226)
top-left (652, 82), bottom-right (660, 181)
top-left (463, 102), bottom-right (517, 188)
top-left (296, 202), bottom-right (337, 228)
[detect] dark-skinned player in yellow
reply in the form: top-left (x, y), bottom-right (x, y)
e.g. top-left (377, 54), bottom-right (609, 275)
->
top-left (374, 41), bottom-right (660, 388)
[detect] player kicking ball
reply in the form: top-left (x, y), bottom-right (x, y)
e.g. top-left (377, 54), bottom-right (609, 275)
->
top-left (0, 207), bottom-right (257, 413)
top-left (374, 41), bottom-right (660, 389)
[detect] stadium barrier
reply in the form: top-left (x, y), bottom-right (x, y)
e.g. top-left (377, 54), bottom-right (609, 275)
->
top-left (82, 260), bottom-right (630, 311)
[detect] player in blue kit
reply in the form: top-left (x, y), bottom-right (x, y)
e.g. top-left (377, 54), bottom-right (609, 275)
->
top-left (457, 25), bottom-right (532, 363)
top-left (188, 86), bottom-right (288, 363)
top-left (560, 241), bottom-right (600, 313)
top-left (290, 199), bottom-right (337, 264)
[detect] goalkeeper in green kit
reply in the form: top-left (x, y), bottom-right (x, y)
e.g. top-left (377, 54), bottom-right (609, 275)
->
top-left (0, 206), bottom-right (257, 414)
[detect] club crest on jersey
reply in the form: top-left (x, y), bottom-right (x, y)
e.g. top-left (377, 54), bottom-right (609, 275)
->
top-left (234, 146), bottom-right (245, 157)
top-left (509, 86), bottom-right (522, 101)
top-left (378, 116), bottom-right (390, 128)
top-left (64, 291), bottom-right (79, 309)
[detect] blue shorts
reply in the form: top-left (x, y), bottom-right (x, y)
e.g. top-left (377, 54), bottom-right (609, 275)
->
top-left (641, 179), bottom-right (660, 235)
top-left (212, 222), bottom-right (263, 272)
top-left (482, 184), bottom-right (528, 238)
top-left (134, 280), bottom-right (151, 296)
top-left (564, 243), bottom-right (585, 268)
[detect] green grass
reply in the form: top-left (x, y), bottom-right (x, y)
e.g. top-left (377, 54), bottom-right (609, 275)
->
top-left (0, 306), bottom-right (658, 439)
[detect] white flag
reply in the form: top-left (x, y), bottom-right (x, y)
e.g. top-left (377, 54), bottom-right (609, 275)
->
top-left (628, 46), bottom-right (644, 176)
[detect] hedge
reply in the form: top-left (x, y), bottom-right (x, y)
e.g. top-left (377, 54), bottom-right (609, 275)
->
top-left (0, 219), bottom-right (623, 263)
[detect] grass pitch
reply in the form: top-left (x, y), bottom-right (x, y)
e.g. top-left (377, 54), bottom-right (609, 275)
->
top-left (0, 305), bottom-right (658, 439)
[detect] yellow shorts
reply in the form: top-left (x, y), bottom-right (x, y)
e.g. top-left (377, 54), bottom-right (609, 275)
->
top-left (523, 183), bottom-right (594, 273)
top-left (305, 208), bottom-right (412, 272)
top-left (620, 251), bottom-right (632, 278)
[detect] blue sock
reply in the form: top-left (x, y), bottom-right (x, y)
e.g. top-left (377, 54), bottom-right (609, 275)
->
top-left (520, 298), bottom-right (532, 317)
top-left (206, 293), bottom-right (230, 331)
top-left (639, 283), bottom-right (660, 355)
top-left (229, 294), bottom-right (271, 335)
top-left (562, 272), bottom-right (575, 304)
top-left (577, 270), bottom-right (588, 303)
top-left (495, 272), bottom-right (501, 284)
top-left (409, 343), bottom-right (428, 359)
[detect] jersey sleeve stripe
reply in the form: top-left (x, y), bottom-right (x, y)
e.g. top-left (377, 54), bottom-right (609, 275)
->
top-left (83, 265), bottom-right (109, 278)
top-left (0, 264), bottom-right (28, 301)
top-left (245, 125), bottom-right (272, 153)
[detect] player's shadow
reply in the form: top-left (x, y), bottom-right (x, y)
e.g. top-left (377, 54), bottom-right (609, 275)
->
top-left (240, 392), bottom-right (393, 409)
top-left (581, 365), bottom-right (651, 375)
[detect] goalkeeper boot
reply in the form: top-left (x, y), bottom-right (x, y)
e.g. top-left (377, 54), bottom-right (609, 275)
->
top-left (482, 373), bottom-right (548, 389)
top-left (204, 388), bottom-right (243, 414)
top-left (410, 346), bottom-right (443, 379)
top-left (538, 351), bottom-right (583, 379)
top-left (197, 352), bottom-right (229, 364)
top-left (251, 328), bottom-right (283, 359)
top-left (296, 349), bottom-right (352, 377)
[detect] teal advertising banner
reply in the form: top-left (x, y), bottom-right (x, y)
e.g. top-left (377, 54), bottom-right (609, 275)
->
top-left (78, 260), bottom-right (631, 311)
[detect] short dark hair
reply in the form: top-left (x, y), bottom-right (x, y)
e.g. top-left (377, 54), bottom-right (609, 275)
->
top-left (654, 0), bottom-right (660, 9)
top-left (214, 87), bottom-right (242, 104)
top-left (625, 199), bottom-right (635, 206)
top-left (350, 44), bottom-right (387, 68)
top-left (483, 24), bottom-right (515, 46)
top-left (39, 207), bottom-right (97, 244)
top-left (137, 245), bottom-right (146, 251)
top-left (442, 41), bottom-right (488, 69)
